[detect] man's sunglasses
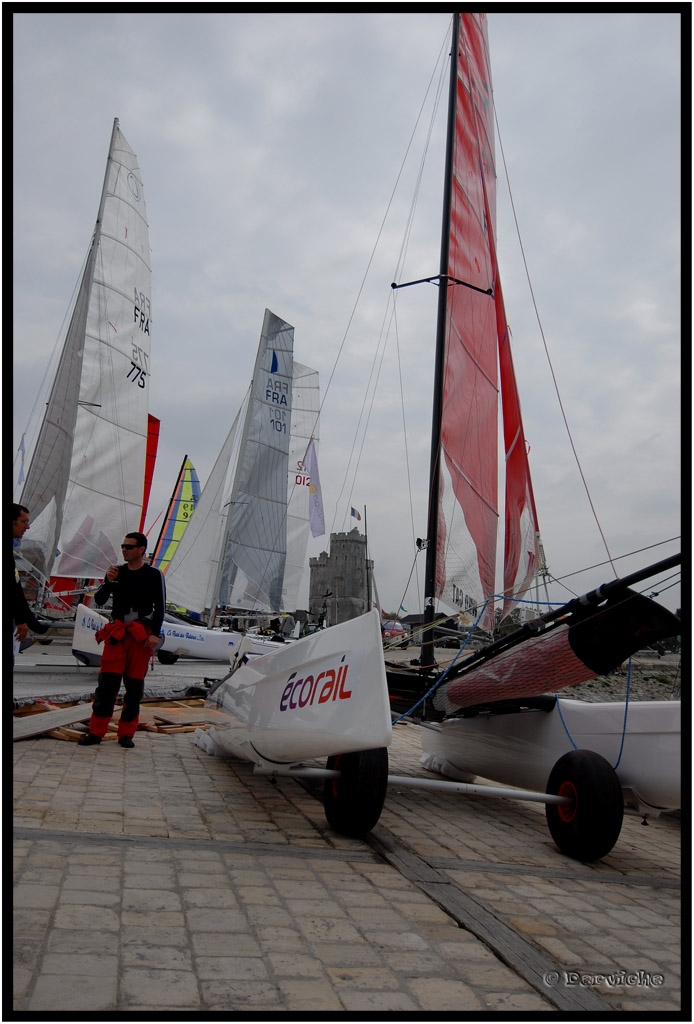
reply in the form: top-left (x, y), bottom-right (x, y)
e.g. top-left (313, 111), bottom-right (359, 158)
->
top-left (121, 544), bottom-right (140, 550)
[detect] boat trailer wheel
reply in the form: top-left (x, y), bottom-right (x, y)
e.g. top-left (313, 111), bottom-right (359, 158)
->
top-left (323, 747), bottom-right (389, 838)
top-left (157, 650), bottom-right (179, 665)
top-left (545, 749), bottom-right (624, 862)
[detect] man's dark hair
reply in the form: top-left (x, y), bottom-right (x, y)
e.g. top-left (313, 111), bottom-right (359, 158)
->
top-left (125, 532), bottom-right (148, 550)
top-left (13, 504), bottom-right (29, 521)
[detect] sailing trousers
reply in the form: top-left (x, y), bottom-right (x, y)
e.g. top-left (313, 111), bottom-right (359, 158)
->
top-left (87, 629), bottom-right (152, 739)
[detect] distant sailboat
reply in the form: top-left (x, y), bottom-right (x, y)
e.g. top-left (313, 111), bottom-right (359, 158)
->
top-left (165, 308), bottom-right (320, 624)
top-left (18, 118), bottom-right (154, 592)
top-left (150, 456), bottom-right (201, 574)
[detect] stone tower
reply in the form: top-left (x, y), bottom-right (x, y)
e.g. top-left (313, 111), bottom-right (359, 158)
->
top-left (309, 528), bottom-right (373, 626)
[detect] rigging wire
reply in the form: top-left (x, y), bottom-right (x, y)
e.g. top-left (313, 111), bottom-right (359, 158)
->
top-left (316, 22), bottom-right (452, 539)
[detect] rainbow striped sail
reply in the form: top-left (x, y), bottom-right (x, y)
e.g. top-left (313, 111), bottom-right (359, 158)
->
top-left (151, 456), bottom-right (200, 573)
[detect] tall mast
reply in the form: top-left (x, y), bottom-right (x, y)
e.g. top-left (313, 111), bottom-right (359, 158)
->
top-left (420, 14), bottom-right (460, 670)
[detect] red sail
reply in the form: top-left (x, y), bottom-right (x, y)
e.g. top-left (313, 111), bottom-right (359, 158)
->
top-left (438, 13), bottom-right (498, 630)
top-left (439, 14), bottom-right (539, 628)
top-left (480, 176), bottom-right (540, 617)
top-left (139, 414), bottom-right (160, 534)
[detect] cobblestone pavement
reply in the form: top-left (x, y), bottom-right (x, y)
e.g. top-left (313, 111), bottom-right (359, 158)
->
top-left (12, 708), bottom-right (683, 1016)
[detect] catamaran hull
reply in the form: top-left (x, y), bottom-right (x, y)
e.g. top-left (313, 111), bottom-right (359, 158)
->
top-left (71, 603), bottom-right (290, 665)
top-left (420, 698), bottom-right (680, 816)
top-left (204, 609), bottom-right (392, 769)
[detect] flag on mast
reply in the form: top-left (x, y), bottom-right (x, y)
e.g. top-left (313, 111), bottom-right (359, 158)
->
top-left (350, 507), bottom-right (361, 521)
top-left (304, 439), bottom-right (325, 538)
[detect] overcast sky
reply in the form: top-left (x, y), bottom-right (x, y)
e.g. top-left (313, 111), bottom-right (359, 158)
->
top-left (12, 12), bottom-right (682, 617)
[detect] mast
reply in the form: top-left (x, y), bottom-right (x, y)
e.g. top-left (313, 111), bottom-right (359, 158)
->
top-left (420, 14), bottom-right (460, 671)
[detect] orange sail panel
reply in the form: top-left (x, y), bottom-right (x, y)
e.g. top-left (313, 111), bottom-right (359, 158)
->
top-left (139, 414), bottom-right (160, 533)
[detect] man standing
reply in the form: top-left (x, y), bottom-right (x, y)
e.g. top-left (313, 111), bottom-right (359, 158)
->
top-left (12, 503), bottom-right (48, 650)
top-left (78, 532), bottom-right (165, 749)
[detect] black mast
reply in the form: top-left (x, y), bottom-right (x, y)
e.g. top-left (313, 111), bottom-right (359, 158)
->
top-left (420, 14), bottom-right (460, 671)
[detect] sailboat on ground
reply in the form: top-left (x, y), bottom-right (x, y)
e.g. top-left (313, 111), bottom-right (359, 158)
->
top-left (196, 13), bottom-right (679, 857)
top-left (15, 118), bottom-right (156, 622)
top-left (380, 13), bottom-right (680, 853)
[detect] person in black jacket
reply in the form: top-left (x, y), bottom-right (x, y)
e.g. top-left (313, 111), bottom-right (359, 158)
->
top-left (12, 503), bottom-right (48, 651)
top-left (78, 532), bottom-right (165, 749)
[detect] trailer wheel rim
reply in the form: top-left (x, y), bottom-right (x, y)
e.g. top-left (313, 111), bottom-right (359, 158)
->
top-left (557, 780), bottom-right (578, 823)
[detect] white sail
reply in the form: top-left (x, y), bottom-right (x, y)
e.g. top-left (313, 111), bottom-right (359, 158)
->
top-left (165, 310), bottom-right (320, 618)
top-left (20, 119), bottom-right (152, 581)
top-left (284, 361), bottom-right (321, 610)
top-left (219, 310), bottom-right (295, 611)
top-left (164, 399), bottom-right (247, 616)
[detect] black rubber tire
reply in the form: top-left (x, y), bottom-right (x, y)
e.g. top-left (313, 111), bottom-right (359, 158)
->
top-left (323, 747), bottom-right (389, 837)
top-left (545, 749), bottom-right (624, 862)
top-left (157, 650), bottom-right (179, 665)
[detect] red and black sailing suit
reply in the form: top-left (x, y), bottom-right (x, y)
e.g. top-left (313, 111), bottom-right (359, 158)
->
top-left (86, 564), bottom-right (166, 740)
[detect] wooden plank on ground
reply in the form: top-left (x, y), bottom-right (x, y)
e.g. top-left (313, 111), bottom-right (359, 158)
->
top-left (149, 706), bottom-right (226, 726)
top-left (13, 705), bottom-right (92, 741)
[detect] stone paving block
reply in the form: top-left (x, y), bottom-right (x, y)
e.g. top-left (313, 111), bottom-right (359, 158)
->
top-left (202, 980), bottom-right (282, 1009)
top-left (235, 885), bottom-right (277, 904)
top-left (408, 976), bottom-right (485, 1011)
top-left (123, 871), bottom-right (176, 889)
top-left (295, 916), bottom-right (363, 943)
top-left (268, 951), bottom-right (328, 978)
top-left (120, 967), bottom-right (200, 1008)
top-left (193, 955), bottom-right (269, 981)
top-left (29, 974), bottom-right (118, 1013)
top-left (243, 904), bottom-right (294, 927)
top-left (315, 937), bottom-right (380, 962)
top-left (381, 950), bottom-right (456, 976)
top-left (122, 888), bottom-right (182, 912)
top-left (369, 929), bottom-right (431, 951)
top-left (277, 978), bottom-right (343, 1011)
top-left (40, 952), bottom-right (118, 977)
top-left (192, 932), bottom-right (263, 957)
top-left (253, 926), bottom-right (309, 953)
top-left (339, 989), bottom-right (420, 1012)
top-left (13, 884), bottom-right (60, 909)
top-left (121, 946), bottom-right (193, 970)
top-left (121, 926), bottom-right (189, 947)
top-left (51, 905), bottom-right (120, 932)
top-left (46, 930), bottom-right (119, 955)
top-left (13, 966), bottom-right (33, 1000)
top-left (484, 990), bottom-right (555, 1011)
top-left (57, 889), bottom-right (120, 907)
top-left (183, 887), bottom-right (240, 909)
top-left (185, 907), bottom-right (248, 932)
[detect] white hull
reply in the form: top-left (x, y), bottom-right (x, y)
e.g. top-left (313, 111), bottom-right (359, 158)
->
top-left (205, 609), bottom-right (392, 768)
top-left (71, 603), bottom-right (290, 665)
top-left (420, 698), bottom-right (681, 816)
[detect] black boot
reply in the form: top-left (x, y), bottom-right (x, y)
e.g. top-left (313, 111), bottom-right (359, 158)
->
top-left (118, 736), bottom-right (135, 748)
top-left (78, 733), bottom-right (102, 746)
